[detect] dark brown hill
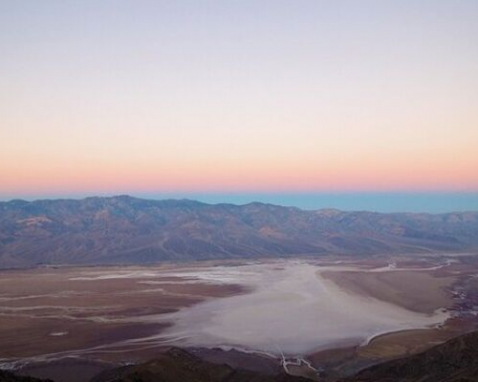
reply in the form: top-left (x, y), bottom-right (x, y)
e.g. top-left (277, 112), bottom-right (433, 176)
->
top-left (0, 370), bottom-right (52, 382)
top-left (91, 332), bottom-right (478, 382)
top-left (0, 196), bottom-right (477, 268)
top-left (5, 331), bottom-right (478, 382)
top-left (90, 347), bottom-right (308, 382)
top-left (342, 330), bottom-right (478, 382)
top-left (91, 331), bottom-right (478, 382)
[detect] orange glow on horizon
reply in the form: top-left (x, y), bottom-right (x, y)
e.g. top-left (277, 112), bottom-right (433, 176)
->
top-left (1, 150), bottom-right (477, 195)
top-left (1, 2), bottom-right (478, 197)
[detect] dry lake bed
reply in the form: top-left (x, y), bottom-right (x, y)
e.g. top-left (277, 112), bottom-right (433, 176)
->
top-left (1, 255), bottom-right (478, 381)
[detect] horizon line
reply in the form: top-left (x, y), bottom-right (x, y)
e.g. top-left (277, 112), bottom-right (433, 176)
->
top-left (1, 192), bottom-right (477, 215)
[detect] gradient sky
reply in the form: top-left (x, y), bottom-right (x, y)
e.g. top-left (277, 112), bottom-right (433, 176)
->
top-left (1, 1), bottom-right (477, 209)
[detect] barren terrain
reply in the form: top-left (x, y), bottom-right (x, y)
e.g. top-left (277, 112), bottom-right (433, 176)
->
top-left (1, 256), bottom-right (477, 381)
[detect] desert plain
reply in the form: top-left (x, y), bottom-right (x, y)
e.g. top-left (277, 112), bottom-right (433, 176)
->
top-left (1, 255), bottom-right (478, 381)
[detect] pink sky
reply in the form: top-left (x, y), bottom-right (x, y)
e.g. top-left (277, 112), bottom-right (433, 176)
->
top-left (1, 1), bottom-right (477, 195)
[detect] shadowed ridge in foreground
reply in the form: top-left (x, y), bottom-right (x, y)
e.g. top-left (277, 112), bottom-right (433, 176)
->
top-left (341, 330), bottom-right (478, 382)
top-left (0, 370), bottom-right (52, 382)
top-left (86, 331), bottom-right (478, 382)
top-left (4, 332), bottom-right (478, 382)
top-left (1, 196), bottom-right (478, 268)
top-left (90, 347), bottom-right (308, 382)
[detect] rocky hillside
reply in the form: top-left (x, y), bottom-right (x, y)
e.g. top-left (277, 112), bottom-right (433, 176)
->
top-left (342, 330), bottom-right (478, 382)
top-left (0, 370), bottom-right (52, 382)
top-left (0, 195), bottom-right (477, 268)
top-left (91, 347), bottom-right (308, 382)
top-left (3, 331), bottom-right (478, 382)
top-left (91, 332), bottom-right (478, 382)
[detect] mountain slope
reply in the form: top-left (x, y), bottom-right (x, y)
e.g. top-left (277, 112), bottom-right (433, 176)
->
top-left (6, 331), bottom-right (478, 382)
top-left (90, 347), bottom-right (308, 382)
top-left (0, 370), bottom-right (52, 382)
top-left (91, 332), bottom-right (478, 382)
top-left (342, 330), bottom-right (478, 382)
top-left (0, 196), bottom-right (477, 268)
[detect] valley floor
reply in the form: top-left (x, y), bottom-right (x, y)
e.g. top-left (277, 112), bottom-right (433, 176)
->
top-left (0, 255), bottom-right (477, 381)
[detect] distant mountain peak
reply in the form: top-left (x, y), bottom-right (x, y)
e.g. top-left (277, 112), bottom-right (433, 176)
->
top-left (0, 196), bottom-right (477, 268)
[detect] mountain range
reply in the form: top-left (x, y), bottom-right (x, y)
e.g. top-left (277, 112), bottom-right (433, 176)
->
top-left (0, 195), bottom-right (477, 268)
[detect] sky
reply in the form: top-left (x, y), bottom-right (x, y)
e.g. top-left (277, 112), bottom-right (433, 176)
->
top-left (0, 1), bottom-right (477, 211)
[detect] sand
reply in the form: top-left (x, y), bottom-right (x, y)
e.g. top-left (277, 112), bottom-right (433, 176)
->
top-left (1, 257), bottom-right (475, 382)
top-left (0, 264), bottom-right (244, 365)
top-left (321, 269), bottom-right (455, 314)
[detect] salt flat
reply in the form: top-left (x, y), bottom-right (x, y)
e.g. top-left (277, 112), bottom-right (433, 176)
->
top-left (158, 261), bottom-right (449, 355)
top-left (0, 257), bottom-right (465, 372)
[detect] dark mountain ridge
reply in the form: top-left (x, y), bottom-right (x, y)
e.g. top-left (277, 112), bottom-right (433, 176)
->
top-left (5, 331), bottom-right (478, 382)
top-left (1, 195), bottom-right (477, 268)
top-left (342, 329), bottom-right (478, 382)
top-left (89, 331), bottom-right (478, 382)
top-left (86, 330), bottom-right (478, 382)
top-left (90, 347), bottom-right (308, 382)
